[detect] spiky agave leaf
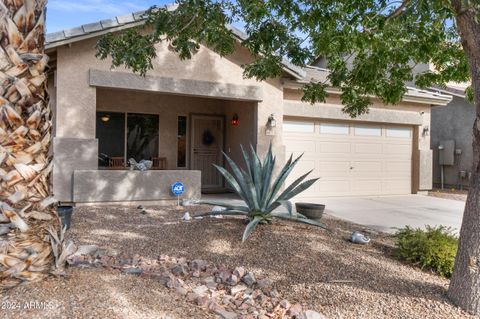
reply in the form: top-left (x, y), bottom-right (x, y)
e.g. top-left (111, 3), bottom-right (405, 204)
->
top-left (207, 144), bottom-right (326, 242)
top-left (242, 216), bottom-right (262, 242)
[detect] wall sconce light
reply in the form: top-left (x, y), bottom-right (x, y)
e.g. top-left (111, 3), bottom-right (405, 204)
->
top-left (267, 114), bottom-right (276, 128)
top-left (231, 113), bottom-right (239, 126)
top-left (101, 114), bottom-right (110, 122)
top-left (422, 126), bottom-right (429, 136)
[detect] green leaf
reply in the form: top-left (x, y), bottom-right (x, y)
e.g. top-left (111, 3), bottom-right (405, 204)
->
top-left (272, 212), bottom-right (329, 231)
top-left (242, 216), bottom-right (263, 242)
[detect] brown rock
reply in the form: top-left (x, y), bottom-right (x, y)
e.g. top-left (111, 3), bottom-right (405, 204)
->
top-left (191, 259), bottom-right (208, 271)
top-left (288, 303), bottom-right (303, 317)
top-left (233, 266), bottom-right (246, 278)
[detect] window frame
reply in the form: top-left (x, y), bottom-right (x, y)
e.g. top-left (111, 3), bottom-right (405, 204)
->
top-left (354, 125), bottom-right (382, 137)
top-left (319, 122), bottom-right (350, 135)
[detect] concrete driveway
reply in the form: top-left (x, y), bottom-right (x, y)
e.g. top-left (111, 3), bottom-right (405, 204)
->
top-left (300, 195), bottom-right (466, 234)
top-left (203, 194), bottom-right (466, 234)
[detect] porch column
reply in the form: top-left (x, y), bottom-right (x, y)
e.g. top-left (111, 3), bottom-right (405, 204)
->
top-left (53, 45), bottom-right (98, 203)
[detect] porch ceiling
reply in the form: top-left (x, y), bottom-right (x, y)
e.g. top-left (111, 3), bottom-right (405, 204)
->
top-left (89, 69), bottom-right (263, 102)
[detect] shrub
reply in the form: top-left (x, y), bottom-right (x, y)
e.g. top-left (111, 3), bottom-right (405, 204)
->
top-left (199, 144), bottom-right (328, 242)
top-left (394, 226), bottom-right (458, 277)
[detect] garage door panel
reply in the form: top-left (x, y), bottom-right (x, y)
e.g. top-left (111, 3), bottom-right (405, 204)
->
top-left (285, 139), bottom-right (316, 154)
top-left (353, 143), bottom-right (383, 155)
top-left (383, 179), bottom-right (411, 194)
top-left (351, 161), bottom-right (383, 178)
top-left (352, 180), bottom-right (382, 194)
top-left (284, 119), bottom-right (413, 197)
top-left (318, 161), bottom-right (350, 177)
top-left (319, 141), bottom-right (351, 154)
top-left (384, 144), bottom-right (412, 156)
top-left (318, 179), bottom-right (350, 195)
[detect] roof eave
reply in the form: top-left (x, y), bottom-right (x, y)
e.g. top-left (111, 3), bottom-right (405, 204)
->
top-left (283, 79), bottom-right (453, 106)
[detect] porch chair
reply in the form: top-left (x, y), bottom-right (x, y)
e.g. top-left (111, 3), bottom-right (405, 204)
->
top-left (109, 157), bottom-right (125, 169)
top-left (151, 157), bottom-right (167, 170)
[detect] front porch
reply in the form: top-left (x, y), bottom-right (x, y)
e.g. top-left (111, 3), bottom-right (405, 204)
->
top-left (53, 86), bottom-right (258, 204)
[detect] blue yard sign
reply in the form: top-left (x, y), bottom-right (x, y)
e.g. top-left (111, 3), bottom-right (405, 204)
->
top-left (171, 182), bottom-right (185, 196)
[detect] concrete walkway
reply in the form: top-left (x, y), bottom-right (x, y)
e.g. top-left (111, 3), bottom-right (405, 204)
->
top-left (203, 194), bottom-right (466, 234)
top-left (299, 195), bottom-right (466, 234)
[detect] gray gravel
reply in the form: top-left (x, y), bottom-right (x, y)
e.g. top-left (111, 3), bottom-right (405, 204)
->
top-left (2, 205), bottom-right (476, 319)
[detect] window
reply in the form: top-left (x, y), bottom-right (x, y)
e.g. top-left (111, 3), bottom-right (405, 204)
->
top-left (387, 127), bottom-right (411, 138)
top-left (96, 112), bottom-right (125, 167)
top-left (320, 123), bottom-right (349, 135)
top-left (177, 116), bottom-right (187, 167)
top-left (284, 120), bottom-right (314, 133)
top-left (127, 113), bottom-right (159, 162)
top-left (96, 112), bottom-right (159, 167)
top-left (354, 125), bottom-right (382, 137)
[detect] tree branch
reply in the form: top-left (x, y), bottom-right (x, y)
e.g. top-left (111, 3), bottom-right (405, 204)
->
top-left (384, 0), bottom-right (412, 22)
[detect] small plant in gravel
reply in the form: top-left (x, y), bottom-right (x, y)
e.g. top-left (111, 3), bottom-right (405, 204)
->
top-left (394, 225), bottom-right (458, 278)
top-left (199, 145), bottom-right (328, 241)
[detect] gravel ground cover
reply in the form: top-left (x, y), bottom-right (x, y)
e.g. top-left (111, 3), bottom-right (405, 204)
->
top-left (3, 205), bottom-right (476, 319)
top-left (428, 189), bottom-right (468, 202)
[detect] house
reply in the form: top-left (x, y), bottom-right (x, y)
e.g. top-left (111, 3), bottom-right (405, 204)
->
top-left (45, 9), bottom-right (452, 205)
top-left (430, 84), bottom-right (474, 190)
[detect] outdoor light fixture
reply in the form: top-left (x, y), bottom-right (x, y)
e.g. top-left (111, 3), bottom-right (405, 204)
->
top-left (267, 114), bottom-right (276, 127)
top-left (231, 113), bottom-right (239, 126)
top-left (101, 114), bottom-right (110, 122)
top-left (422, 126), bottom-right (429, 136)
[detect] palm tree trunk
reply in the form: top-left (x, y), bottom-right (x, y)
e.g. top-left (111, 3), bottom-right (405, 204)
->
top-left (0, 0), bottom-right (58, 289)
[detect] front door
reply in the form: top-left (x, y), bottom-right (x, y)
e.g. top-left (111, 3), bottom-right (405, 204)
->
top-left (191, 115), bottom-right (224, 191)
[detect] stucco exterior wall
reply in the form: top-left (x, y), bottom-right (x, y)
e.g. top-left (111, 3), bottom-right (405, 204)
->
top-left (52, 37), bottom-right (277, 203)
top-left (283, 88), bottom-right (433, 192)
top-left (431, 95), bottom-right (475, 189)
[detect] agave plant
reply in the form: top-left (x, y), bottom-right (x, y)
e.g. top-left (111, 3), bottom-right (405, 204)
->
top-left (199, 145), bottom-right (327, 242)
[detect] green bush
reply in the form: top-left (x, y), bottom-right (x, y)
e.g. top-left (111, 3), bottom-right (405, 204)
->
top-left (394, 226), bottom-right (458, 277)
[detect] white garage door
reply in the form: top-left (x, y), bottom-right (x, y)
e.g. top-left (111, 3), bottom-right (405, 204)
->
top-left (283, 119), bottom-right (413, 197)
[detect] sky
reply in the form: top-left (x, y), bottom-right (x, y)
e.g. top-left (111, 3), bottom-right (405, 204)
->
top-left (46, 0), bottom-right (171, 33)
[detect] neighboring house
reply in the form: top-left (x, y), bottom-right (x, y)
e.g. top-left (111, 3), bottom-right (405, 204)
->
top-left (430, 84), bottom-right (474, 190)
top-left (45, 10), bottom-right (452, 205)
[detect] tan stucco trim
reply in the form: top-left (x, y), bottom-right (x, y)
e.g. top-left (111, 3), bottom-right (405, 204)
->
top-left (284, 101), bottom-right (424, 125)
top-left (89, 69), bottom-right (264, 101)
top-left (283, 80), bottom-right (452, 106)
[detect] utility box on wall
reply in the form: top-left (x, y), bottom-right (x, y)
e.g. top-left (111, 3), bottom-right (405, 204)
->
top-left (438, 140), bottom-right (455, 166)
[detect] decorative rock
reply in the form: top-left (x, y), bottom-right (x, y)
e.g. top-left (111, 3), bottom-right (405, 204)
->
top-left (171, 264), bottom-right (188, 276)
top-left (191, 259), bottom-right (208, 271)
top-left (299, 310), bottom-right (327, 319)
top-left (217, 270), bottom-right (231, 283)
top-left (230, 284), bottom-right (247, 296)
top-left (182, 212), bottom-right (192, 221)
top-left (137, 205), bottom-right (144, 210)
top-left (193, 285), bottom-right (209, 296)
top-left (233, 267), bottom-right (246, 278)
top-left (203, 276), bottom-right (217, 289)
top-left (269, 289), bottom-right (280, 298)
top-left (73, 245), bottom-right (98, 256)
top-left (227, 274), bottom-right (239, 286)
top-left (186, 292), bottom-right (200, 302)
top-left (350, 231), bottom-right (371, 245)
top-left (256, 279), bottom-right (272, 288)
top-left (279, 299), bottom-right (290, 309)
top-left (288, 303), bottom-right (303, 317)
top-left (155, 273), bottom-right (177, 288)
top-left (214, 306), bottom-right (238, 319)
top-left (124, 267), bottom-right (142, 275)
top-left (241, 272), bottom-right (256, 287)
top-left (175, 286), bottom-right (188, 296)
